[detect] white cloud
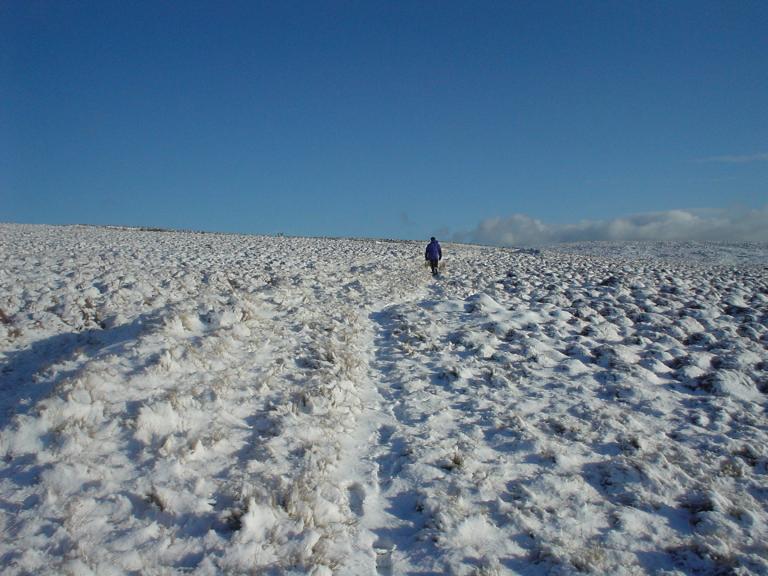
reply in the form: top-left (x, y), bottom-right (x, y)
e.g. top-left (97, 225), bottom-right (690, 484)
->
top-left (456, 206), bottom-right (768, 246)
top-left (696, 152), bottom-right (768, 164)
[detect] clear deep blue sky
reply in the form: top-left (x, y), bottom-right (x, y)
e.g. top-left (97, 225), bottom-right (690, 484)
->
top-left (2, 1), bottom-right (767, 240)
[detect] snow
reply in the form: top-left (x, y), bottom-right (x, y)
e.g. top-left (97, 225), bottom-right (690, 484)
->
top-left (1, 223), bottom-right (767, 575)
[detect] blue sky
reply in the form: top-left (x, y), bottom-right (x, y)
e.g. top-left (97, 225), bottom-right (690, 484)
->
top-left (2, 1), bottom-right (767, 243)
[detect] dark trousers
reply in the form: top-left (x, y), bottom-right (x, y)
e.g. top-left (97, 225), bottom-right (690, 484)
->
top-left (428, 259), bottom-right (439, 275)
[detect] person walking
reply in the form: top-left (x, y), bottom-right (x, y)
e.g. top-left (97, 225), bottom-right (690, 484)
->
top-left (425, 237), bottom-right (442, 276)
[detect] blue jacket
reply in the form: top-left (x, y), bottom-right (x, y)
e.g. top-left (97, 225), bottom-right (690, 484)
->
top-left (425, 239), bottom-right (442, 261)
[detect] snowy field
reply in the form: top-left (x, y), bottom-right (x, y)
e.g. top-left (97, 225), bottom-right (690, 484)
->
top-left (1, 223), bottom-right (767, 576)
top-left (545, 241), bottom-right (768, 268)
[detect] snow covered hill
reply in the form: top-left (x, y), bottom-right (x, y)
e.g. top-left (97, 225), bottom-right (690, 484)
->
top-left (1, 224), bottom-right (766, 575)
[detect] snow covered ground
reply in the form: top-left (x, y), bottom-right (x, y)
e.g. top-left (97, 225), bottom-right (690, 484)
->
top-left (1, 223), bottom-right (766, 575)
top-left (545, 241), bottom-right (768, 267)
